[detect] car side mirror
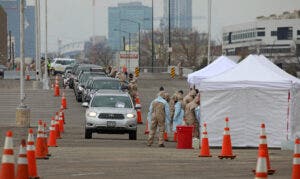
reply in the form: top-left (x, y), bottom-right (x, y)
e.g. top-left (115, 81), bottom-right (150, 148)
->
top-left (82, 102), bottom-right (89, 108)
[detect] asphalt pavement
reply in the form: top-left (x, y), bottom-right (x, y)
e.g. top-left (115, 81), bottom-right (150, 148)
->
top-left (0, 73), bottom-right (294, 178)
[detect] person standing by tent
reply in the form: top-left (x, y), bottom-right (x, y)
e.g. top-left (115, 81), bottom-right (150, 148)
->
top-left (147, 92), bottom-right (171, 147)
top-left (184, 94), bottom-right (200, 138)
top-left (183, 88), bottom-right (196, 109)
top-left (173, 92), bottom-right (184, 135)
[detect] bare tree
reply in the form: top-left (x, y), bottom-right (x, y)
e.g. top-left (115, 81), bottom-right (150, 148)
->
top-left (86, 42), bottom-right (114, 67)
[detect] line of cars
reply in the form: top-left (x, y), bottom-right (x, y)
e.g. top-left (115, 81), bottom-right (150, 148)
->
top-left (63, 63), bottom-right (137, 140)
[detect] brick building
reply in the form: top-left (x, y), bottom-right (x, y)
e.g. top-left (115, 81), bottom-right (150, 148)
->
top-left (0, 5), bottom-right (7, 65)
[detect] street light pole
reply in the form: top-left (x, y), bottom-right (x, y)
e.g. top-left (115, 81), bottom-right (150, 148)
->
top-left (20, 0), bottom-right (25, 107)
top-left (207, 0), bottom-right (212, 65)
top-left (43, 0), bottom-right (49, 89)
top-left (151, 0), bottom-right (154, 72)
top-left (168, 0), bottom-right (171, 66)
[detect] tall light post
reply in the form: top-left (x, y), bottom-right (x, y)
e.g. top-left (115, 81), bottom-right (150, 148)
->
top-left (120, 19), bottom-right (141, 67)
top-left (207, 0), bottom-right (212, 65)
top-left (168, 0), bottom-right (171, 66)
top-left (43, 0), bottom-right (49, 90)
top-left (151, 0), bottom-right (154, 72)
top-left (16, 0), bottom-right (30, 127)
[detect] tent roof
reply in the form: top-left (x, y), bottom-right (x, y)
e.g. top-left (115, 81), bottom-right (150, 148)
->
top-left (198, 55), bottom-right (297, 90)
top-left (187, 56), bottom-right (237, 85)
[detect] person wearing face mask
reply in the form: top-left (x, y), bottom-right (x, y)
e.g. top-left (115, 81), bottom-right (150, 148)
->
top-left (172, 92), bottom-right (184, 139)
top-left (147, 91), bottom-right (171, 147)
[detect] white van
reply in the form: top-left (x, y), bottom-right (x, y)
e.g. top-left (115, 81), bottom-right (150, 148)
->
top-left (50, 58), bottom-right (77, 75)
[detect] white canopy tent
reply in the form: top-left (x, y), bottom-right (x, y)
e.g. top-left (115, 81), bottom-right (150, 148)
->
top-left (198, 55), bottom-right (300, 147)
top-left (187, 56), bottom-right (237, 86)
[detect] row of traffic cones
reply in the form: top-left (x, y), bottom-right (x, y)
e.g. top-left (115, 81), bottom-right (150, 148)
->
top-left (0, 85), bottom-right (68, 179)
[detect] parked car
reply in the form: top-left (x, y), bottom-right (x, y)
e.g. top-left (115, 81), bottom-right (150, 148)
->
top-left (74, 71), bottom-right (107, 102)
top-left (82, 77), bottom-right (123, 102)
top-left (50, 58), bottom-right (77, 75)
top-left (83, 90), bottom-right (137, 140)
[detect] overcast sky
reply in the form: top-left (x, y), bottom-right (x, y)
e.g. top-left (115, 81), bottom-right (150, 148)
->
top-left (35, 0), bottom-right (300, 52)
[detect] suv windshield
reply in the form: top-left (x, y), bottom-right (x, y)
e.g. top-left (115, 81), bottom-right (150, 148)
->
top-left (92, 80), bottom-right (121, 90)
top-left (91, 95), bottom-right (132, 108)
top-left (79, 73), bottom-right (106, 84)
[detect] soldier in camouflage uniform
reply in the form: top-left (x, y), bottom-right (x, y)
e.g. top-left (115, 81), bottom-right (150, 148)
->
top-left (147, 92), bottom-right (171, 147)
top-left (184, 94), bottom-right (200, 138)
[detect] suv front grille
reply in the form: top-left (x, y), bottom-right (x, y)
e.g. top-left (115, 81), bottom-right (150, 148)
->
top-left (98, 113), bottom-right (125, 120)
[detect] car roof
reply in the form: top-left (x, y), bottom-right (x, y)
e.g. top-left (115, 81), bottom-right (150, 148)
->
top-left (93, 90), bottom-right (129, 96)
top-left (91, 77), bottom-right (119, 81)
top-left (53, 58), bottom-right (76, 61)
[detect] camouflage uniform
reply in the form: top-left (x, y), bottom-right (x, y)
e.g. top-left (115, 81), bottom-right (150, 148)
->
top-left (182, 89), bottom-right (196, 109)
top-left (128, 82), bottom-right (138, 103)
top-left (184, 96), bottom-right (200, 138)
top-left (147, 92), bottom-right (170, 146)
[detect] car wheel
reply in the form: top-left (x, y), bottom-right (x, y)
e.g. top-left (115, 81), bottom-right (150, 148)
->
top-left (85, 129), bottom-right (92, 139)
top-left (129, 131), bottom-right (137, 140)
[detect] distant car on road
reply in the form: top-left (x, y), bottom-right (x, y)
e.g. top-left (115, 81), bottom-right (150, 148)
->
top-left (82, 77), bottom-right (123, 102)
top-left (83, 90), bottom-right (137, 140)
top-left (50, 58), bottom-right (77, 75)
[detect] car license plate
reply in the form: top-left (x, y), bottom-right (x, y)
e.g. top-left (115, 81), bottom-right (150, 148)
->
top-left (107, 121), bottom-right (116, 127)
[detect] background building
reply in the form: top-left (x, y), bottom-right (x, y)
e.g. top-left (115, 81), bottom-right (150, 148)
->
top-left (108, 2), bottom-right (152, 51)
top-left (0, 5), bottom-right (7, 65)
top-left (162, 0), bottom-right (192, 30)
top-left (0, 0), bottom-right (35, 59)
top-left (222, 10), bottom-right (300, 65)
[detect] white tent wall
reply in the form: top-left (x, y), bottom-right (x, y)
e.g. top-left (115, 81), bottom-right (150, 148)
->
top-left (291, 88), bottom-right (300, 139)
top-left (200, 88), bottom-right (289, 147)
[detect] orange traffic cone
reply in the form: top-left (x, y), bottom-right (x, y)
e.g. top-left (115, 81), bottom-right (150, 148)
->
top-left (43, 122), bottom-right (51, 156)
top-left (173, 132), bottom-right (177, 142)
top-left (55, 113), bottom-right (62, 139)
top-left (0, 131), bottom-right (15, 179)
top-left (199, 123), bottom-right (212, 157)
top-left (60, 106), bottom-right (65, 124)
top-left (135, 95), bottom-right (143, 124)
top-left (16, 139), bottom-right (29, 179)
top-left (35, 120), bottom-right (48, 160)
top-left (54, 76), bottom-right (60, 97)
top-left (292, 137), bottom-right (300, 179)
top-left (253, 123), bottom-right (275, 175)
top-left (58, 112), bottom-right (64, 133)
top-left (144, 120), bottom-right (149, 134)
top-left (218, 117), bottom-right (236, 159)
top-left (48, 117), bottom-right (58, 147)
top-left (164, 132), bottom-right (168, 141)
top-left (136, 109), bottom-right (143, 124)
top-left (254, 145), bottom-right (268, 179)
top-left (27, 129), bottom-right (40, 179)
top-left (61, 92), bottom-right (67, 109)
top-left (26, 74), bottom-right (30, 81)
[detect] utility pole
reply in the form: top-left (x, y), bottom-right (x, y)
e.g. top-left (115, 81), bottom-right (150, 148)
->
top-left (12, 42), bottom-right (14, 70)
top-left (43, 0), bottom-right (49, 90)
top-left (38, 0), bottom-right (42, 80)
top-left (20, 0), bottom-right (25, 107)
top-left (9, 31), bottom-right (12, 67)
top-left (16, 0), bottom-right (30, 127)
top-left (207, 0), bottom-right (212, 65)
top-left (92, 0), bottom-right (95, 45)
top-left (168, 0), bottom-right (171, 66)
top-left (33, 0), bottom-right (42, 89)
top-left (151, 0), bottom-right (154, 72)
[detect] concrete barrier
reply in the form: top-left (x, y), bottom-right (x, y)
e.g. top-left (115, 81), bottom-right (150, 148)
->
top-left (4, 71), bottom-right (36, 80)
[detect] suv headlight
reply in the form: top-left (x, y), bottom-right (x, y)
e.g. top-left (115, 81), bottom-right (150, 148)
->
top-left (88, 111), bottom-right (97, 117)
top-left (78, 86), bottom-right (83, 91)
top-left (126, 113), bottom-right (135, 118)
